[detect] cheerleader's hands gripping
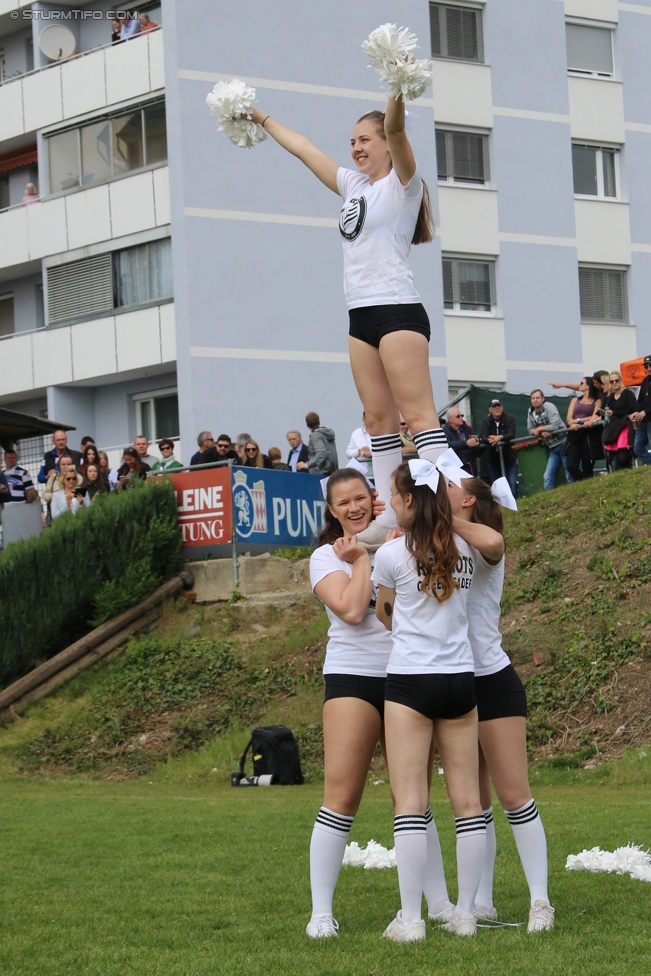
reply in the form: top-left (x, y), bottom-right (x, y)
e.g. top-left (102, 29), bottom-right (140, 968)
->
top-left (206, 78), bottom-right (268, 148)
top-left (362, 23), bottom-right (433, 101)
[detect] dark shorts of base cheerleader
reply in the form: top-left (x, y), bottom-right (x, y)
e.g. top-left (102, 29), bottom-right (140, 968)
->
top-left (324, 673), bottom-right (386, 718)
top-left (384, 671), bottom-right (476, 721)
top-left (475, 664), bottom-right (528, 722)
top-left (348, 303), bottom-right (431, 348)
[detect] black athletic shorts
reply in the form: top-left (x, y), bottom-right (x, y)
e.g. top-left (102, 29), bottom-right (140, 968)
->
top-left (348, 302), bottom-right (431, 348)
top-left (324, 673), bottom-right (386, 718)
top-left (475, 664), bottom-right (527, 722)
top-left (384, 671), bottom-right (476, 721)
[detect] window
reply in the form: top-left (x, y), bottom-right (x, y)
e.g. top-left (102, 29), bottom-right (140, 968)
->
top-left (46, 238), bottom-right (172, 325)
top-left (443, 257), bottom-right (494, 312)
top-left (436, 129), bottom-right (488, 184)
top-left (136, 391), bottom-right (179, 441)
top-left (430, 3), bottom-right (483, 62)
top-left (566, 23), bottom-right (613, 78)
top-left (572, 144), bottom-right (617, 198)
top-left (579, 267), bottom-right (628, 323)
top-left (0, 174), bottom-right (9, 211)
top-left (47, 99), bottom-right (167, 194)
top-left (0, 294), bottom-right (14, 337)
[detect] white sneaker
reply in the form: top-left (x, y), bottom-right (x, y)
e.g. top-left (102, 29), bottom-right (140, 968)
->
top-left (474, 904), bottom-right (499, 922)
top-left (428, 902), bottom-right (455, 923)
top-left (527, 901), bottom-right (555, 933)
top-left (382, 910), bottom-right (426, 943)
top-left (442, 913), bottom-right (478, 936)
top-left (306, 914), bottom-right (339, 938)
top-left (355, 520), bottom-right (390, 552)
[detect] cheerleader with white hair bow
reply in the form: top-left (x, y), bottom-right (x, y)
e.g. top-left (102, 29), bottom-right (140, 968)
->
top-left (446, 476), bottom-right (555, 934)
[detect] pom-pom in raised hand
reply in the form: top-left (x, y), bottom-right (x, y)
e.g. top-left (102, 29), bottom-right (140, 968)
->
top-left (206, 78), bottom-right (268, 148)
top-left (362, 23), bottom-right (433, 101)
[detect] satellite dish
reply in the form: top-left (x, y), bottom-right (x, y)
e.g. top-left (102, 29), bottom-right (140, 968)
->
top-left (38, 25), bottom-right (76, 61)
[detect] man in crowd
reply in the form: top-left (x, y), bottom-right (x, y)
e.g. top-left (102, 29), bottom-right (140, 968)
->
top-left (443, 408), bottom-right (479, 473)
top-left (133, 435), bottom-right (157, 468)
top-left (215, 435), bottom-right (240, 463)
top-left (527, 389), bottom-right (571, 490)
top-left (297, 412), bottom-right (338, 476)
top-left (480, 399), bottom-right (518, 496)
top-left (3, 448), bottom-right (38, 505)
top-left (630, 355), bottom-right (651, 465)
top-left (117, 12), bottom-right (139, 38)
top-left (190, 431), bottom-right (215, 466)
top-left (346, 413), bottom-right (373, 477)
top-left (38, 429), bottom-right (81, 483)
top-left (286, 430), bottom-right (309, 471)
top-left (399, 415), bottom-right (418, 459)
top-left (80, 435), bottom-right (95, 452)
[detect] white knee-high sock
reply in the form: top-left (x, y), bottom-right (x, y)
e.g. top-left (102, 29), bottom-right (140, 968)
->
top-left (309, 807), bottom-right (353, 917)
top-left (412, 428), bottom-right (449, 465)
top-left (394, 814), bottom-right (428, 923)
top-left (455, 815), bottom-right (487, 917)
top-left (423, 806), bottom-right (451, 915)
top-left (505, 799), bottom-right (549, 906)
top-left (369, 434), bottom-right (402, 527)
top-left (475, 808), bottom-right (496, 911)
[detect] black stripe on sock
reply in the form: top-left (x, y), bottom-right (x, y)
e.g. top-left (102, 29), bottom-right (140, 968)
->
top-left (394, 814), bottom-right (427, 835)
top-left (484, 808), bottom-right (494, 826)
top-left (455, 816), bottom-right (487, 836)
top-left (506, 801), bottom-right (539, 826)
top-left (412, 428), bottom-right (447, 448)
top-left (315, 807), bottom-right (353, 834)
top-left (370, 434), bottom-right (402, 453)
top-left (425, 806), bottom-right (433, 825)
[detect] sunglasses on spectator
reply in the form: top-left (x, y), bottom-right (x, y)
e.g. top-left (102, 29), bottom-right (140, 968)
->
top-left (245, 447), bottom-right (257, 453)
top-left (645, 364), bottom-right (651, 370)
top-left (217, 442), bottom-right (231, 448)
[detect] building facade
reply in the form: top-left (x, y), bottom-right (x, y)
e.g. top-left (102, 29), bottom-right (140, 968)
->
top-left (1, 0), bottom-right (650, 468)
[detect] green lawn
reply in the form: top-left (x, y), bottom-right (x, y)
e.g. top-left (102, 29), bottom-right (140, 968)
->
top-left (3, 767), bottom-right (651, 976)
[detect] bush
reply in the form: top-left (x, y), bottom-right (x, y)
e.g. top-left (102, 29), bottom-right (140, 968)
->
top-left (0, 480), bottom-right (182, 688)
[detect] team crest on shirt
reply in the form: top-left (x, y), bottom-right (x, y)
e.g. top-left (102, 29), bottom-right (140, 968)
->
top-left (339, 196), bottom-right (367, 241)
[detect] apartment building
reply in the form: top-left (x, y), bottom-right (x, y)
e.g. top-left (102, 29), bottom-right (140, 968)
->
top-left (1, 0), bottom-right (650, 466)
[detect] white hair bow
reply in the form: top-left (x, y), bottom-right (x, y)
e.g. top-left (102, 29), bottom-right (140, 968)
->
top-left (408, 449), bottom-right (472, 493)
top-left (490, 477), bottom-right (518, 511)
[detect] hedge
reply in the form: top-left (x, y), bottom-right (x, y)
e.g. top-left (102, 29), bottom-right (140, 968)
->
top-left (0, 479), bottom-right (183, 689)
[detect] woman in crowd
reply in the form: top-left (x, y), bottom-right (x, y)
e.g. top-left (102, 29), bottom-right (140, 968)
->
top-left (564, 377), bottom-right (604, 480)
top-left (603, 370), bottom-right (636, 471)
top-left (97, 451), bottom-right (118, 490)
top-left (447, 475), bottom-right (554, 934)
top-left (51, 467), bottom-right (90, 518)
top-left (82, 463), bottom-right (107, 501)
top-left (246, 96), bottom-right (447, 550)
top-left (306, 469), bottom-right (393, 939)
top-left (240, 439), bottom-right (273, 469)
top-left (151, 439), bottom-right (183, 472)
top-left (372, 456), bottom-right (503, 941)
top-left (43, 454), bottom-right (80, 503)
top-left (115, 448), bottom-right (149, 490)
top-left (80, 443), bottom-right (100, 474)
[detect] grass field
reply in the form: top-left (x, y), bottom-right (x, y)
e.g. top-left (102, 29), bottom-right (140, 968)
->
top-left (3, 761), bottom-right (651, 976)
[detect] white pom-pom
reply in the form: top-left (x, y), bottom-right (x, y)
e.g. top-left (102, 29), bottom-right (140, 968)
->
top-left (206, 78), bottom-right (267, 149)
top-left (566, 844), bottom-right (651, 882)
top-left (343, 840), bottom-right (396, 869)
top-left (362, 23), bottom-right (433, 101)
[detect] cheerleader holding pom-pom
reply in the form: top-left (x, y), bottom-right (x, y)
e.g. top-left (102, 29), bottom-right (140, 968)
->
top-left (211, 26), bottom-right (447, 554)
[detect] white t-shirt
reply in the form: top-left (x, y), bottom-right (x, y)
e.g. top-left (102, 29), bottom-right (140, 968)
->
top-left (337, 166), bottom-right (423, 310)
top-left (310, 544), bottom-right (392, 677)
top-left (467, 553), bottom-right (511, 677)
top-left (371, 535), bottom-right (475, 675)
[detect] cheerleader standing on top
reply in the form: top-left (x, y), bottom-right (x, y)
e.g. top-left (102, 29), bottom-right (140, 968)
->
top-left (448, 475), bottom-right (555, 933)
top-left (246, 95), bottom-right (448, 550)
top-left (306, 469), bottom-right (393, 938)
top-left (372, 455), bottom-right (504, 941)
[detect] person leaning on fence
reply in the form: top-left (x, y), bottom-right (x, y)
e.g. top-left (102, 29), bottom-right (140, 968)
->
top-left (298, 412), bottom-right (339, 476)
top-left (151, 439), bottom-right (183, 472)
top-left (443, 408), bottom-right (479, 474)
top-left (51, 467), bottom-right (90, 518)
top-left (116, 448), bottom-right (150, 490)
top-left (527, 390), bottom-right (573, 491)
top-left (399, 415), bottom-right (418, 460)
top-left (563, 377), bottom-right (603, 481)
top-left (480, 400), bottom-right (518, 498)
top-left (215, 435), bottom-right (240, 463)
top-left (603, 371), bottom-right (636, 471)
top-left (190, 431), bottom-right (217, 467)
top-left (630, 355), bottom-right (651, 466)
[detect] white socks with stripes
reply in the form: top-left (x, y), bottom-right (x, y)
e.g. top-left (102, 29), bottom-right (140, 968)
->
top-left (423, 806), bottom-right (451, 916)
top-left (394, 814), bottom-right (428, 923)
top-left (412, 428), bottom-right (448, 465)
top-left (309, 807), bottom-right (353, 917)
top-left (475, 808), bottom-right (497, 912)
top-left (369, 434), bottom-right (402, 527)
top-left (455, 815), bottom-right (487, 917)
top-left (505, 799), bottom-right (549, 906)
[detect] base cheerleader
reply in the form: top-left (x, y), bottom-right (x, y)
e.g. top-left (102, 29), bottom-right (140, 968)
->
top-left (306, 469), bottom-right (393, 938)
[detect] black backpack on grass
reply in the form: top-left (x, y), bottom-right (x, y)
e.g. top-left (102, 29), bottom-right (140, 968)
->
top-left (239, 725), bottom-right (304, 785)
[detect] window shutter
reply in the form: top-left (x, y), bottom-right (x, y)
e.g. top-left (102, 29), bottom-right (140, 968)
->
top-left (451, 132), bottom-right (485, 182)
top-left (566, 24), bottom-right (613, 75)
top-left (429, 3), bottom-right (442, 56)
top-left (47, 254), bottom-right (114, 325)
top-left (579, 268), bottom-right (626, 322)
top-left (458, 260), bottom-right (491, 309)
top-left (442, 259), bottom-right (454, 307)
top-left (446, 7), bottom-right (479, 60)
top-left (436, 129), bottom-right (448, 179)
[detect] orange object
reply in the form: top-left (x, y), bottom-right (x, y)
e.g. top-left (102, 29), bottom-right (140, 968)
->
top-left (621, 357), bottom-right (647, 388)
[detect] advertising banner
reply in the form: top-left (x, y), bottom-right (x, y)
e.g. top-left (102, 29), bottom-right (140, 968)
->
top-left (231, 467), bottom-right (326, 547)
top-left (167, 465), bottom-right (232, 548)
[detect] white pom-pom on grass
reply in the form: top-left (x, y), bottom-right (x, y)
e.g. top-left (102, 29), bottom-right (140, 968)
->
top-left (343, 839), bottom-right (396, 869)
top-left (362, 23), bottom-right (433, 101)
top-left (206, 78), bottom-right (267, 148)
top-left (566, 844), bottom-right (651, 882)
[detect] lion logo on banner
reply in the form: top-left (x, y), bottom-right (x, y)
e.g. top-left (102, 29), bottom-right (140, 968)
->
top-left (232, 470), bottom-right (267, 538)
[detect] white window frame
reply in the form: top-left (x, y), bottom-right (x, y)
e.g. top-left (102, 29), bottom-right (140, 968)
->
top-left (442, 254), bottom-right (497, 316)
top-left (429, 1), bottom-right (485, 64)
top-left (133, 387), bottom-right (179, 443)
top-left (436, 126), bottom-right (490, 186)
top-left (572, 143), bottom-right (620, 201)
top-left (566, 19), bottom-right (615, 80)
top-left (578, 264), bottom-right (629, 325)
